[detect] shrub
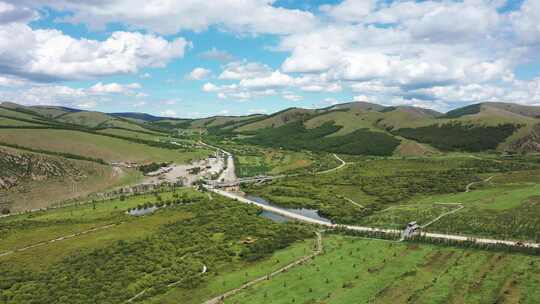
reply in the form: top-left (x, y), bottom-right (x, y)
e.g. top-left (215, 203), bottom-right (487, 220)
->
top-left (242, 121), bottom-right (400, 156)
top-left (395, 122), bottom-right (519, 152)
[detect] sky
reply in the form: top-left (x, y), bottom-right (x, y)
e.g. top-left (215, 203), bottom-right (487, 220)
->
top-left (0, 0), bottom-right (539, 118)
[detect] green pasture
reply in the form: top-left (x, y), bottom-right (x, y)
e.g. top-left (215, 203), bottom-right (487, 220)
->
top-left (0, 128), bottom-right (212, 163)
top-left (225, 235), bottom-right (540, 304)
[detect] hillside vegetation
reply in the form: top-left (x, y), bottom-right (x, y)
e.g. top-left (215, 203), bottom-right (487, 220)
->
top-left (395, 122), bottom-right (519, 152)
top-left (225, 235), bottom-right (540, 304)
top-left (242, 121), bottom-right (401, 156)
top-left (0, 129), bottom-right (210, 163)
top-left (0, 102), bottom-right (217, 212)
top-left (226, 102), bottom-right (540, 155)
top-left (0, 190), bottom-right (312, 304)
top-left (0, 146), bottom-right (140, 212)
top-left (3, 100), bottom-right (540, 156)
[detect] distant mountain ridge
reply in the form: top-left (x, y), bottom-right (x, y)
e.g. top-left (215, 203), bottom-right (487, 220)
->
top-left (2, 100), bottom-right (540, 155)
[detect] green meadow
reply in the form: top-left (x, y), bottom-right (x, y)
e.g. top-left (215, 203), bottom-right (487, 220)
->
top-left (225, 235), bottom-right (540, 304)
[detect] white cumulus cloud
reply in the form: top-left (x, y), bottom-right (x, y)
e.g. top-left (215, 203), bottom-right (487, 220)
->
top-left (0, 23), bottom-right (189, 82)
top-left (186, 67), bottom-right (211, 80)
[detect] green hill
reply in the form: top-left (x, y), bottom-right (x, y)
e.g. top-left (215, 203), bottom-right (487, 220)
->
top-left (236, 108), bottom-right (315, 132)
top-left (0, 128), bottom-right (209, 163)
top-left (191, 114), bottom-right (265, 129)
top-left (55, 111), bottom-right (116, 128)
top-left (231, 102), bottom-right (540, 155)
top-left (28, 106), bottom-right (80, 119)
top-left (3, 100), bottom-right (540, 155)
top-left (0, 102), bottom-right (171, 138)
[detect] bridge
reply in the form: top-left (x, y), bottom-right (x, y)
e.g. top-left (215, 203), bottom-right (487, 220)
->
top-left (206, 174), bottom-right (290, 189)
top-left (207, 186), bottom-right (540, 250)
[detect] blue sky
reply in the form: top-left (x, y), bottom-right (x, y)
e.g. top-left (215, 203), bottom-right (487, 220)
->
top-left (0, 0), bottom-right (539, 118)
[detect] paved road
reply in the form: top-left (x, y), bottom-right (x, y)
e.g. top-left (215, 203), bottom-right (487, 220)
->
top-left (208, 187), bottom-right (540, 249)
top-left (218, 154), bottom-right (237, 184)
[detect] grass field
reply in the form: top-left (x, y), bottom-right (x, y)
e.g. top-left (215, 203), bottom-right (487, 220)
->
top-left (0, 190), bottom-right (198, 255)
top-left (56, 111), bottom-right (114, 128)
top-left (412, 171), bottom-right (540, 241)
top-left (0, 189), bottom-right (313, 304)
top-left (145, 238), bottom-right (315, 304)
top-left (243, 155), bottom-right (540, 240)
top-left (4, 161), bottom-right (141, 212)
top-left (304, 109), bottom-right (379, 136)
top-left (235, 150), bottom-right (315, 177)
top-left (0, 145), bottom-right (143, 212)
top-left (210, 141), bottom-right (340, 178)
top-left (0, 107), bottom-right (48, 122)
top-left (0, 117), bottom-right (44, 127)
top-left (97, 128), bottom-right (168, 141)
top-left (0, 129), bottom-right (211, 163)
top-left (225, 235), bottom-right (540, 304)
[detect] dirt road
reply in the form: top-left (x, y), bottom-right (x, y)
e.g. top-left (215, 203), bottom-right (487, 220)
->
top-left (203, 232), bottom-right (323, 304)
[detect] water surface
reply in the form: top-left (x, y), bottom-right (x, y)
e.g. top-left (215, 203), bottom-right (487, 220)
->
top-left (247, 195), bottom-right (331, 223)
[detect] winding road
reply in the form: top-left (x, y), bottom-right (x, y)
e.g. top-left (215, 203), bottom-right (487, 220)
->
top-left (466, 175), bottom-right (496, 192)
top-left (316, 154), bottom-right (347, 175)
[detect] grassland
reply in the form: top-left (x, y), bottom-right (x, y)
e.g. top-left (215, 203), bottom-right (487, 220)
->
top-left (225, 235), bottom-right (540, 304)
top-left (56, 111), bottom-right (115, 128)
top-left (0, 129), bottom-right (211, 163)
top-left (3, 161), bottom-right (141, 212)
top-left (412, 170), bottom-right (540, 241)
top-left (26, 106), bottom-right (73, 119)
top-left (0, 107), bottom-right (48, 122)
top-left (208, 141), bottom-right (341, 177)
top-left (97, 128), bottom-right (168, 141)
top-left (0, 146), bottom-right (142, 212)
top-left (303, 109), bottom-right (379, 136)
top-left (0, 117), bottom-right (44, 127)
top-left (240, 121), bottom-right (400, 156)
top-left (236, 108), bottom-right (315, 132)
top-left (145, 239), bottom-right (315, 304)
top-left (243, 155), bottom-right (540, 241)
top-left (0, 189), bottom-right (312, 304)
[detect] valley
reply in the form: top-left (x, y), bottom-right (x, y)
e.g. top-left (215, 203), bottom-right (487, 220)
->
top-left (3, 2), bottom-right (540, 303)
top-left (1, 101), bottom-right (540, 304)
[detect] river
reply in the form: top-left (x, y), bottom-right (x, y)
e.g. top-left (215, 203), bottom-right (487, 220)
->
top-left (246, 195), bottom-right (331, 224)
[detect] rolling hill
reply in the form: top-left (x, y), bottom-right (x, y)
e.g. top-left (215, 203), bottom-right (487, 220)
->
top-left (0, 145), bottom-right (140, 212)
top-left (235, 108), bottom-right (314, 132)
top-left (0, 102), bottom-right (163, 133)
top-left (0, 101), bottom-right (214, 212)
top-left (3, 100), bottom-right (540, 156)
top-left (229, 102), bottom-right (540, 155)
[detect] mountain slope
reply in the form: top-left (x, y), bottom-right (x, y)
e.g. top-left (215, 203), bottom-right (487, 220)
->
top-left (232, 102), bottom-right (540, 155)
top-left (236, 108), bottom-right (316, 132)
top-left (111, 112), bottom-right (167, 122)
top-left (0, 146), bottom-right (138, 212)
top-left (55, 111), bottom-right (116, 128)
top-left (3, 100), bottom-right (540, 154)
top-left (29, 105), bottom-right (81, 118)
